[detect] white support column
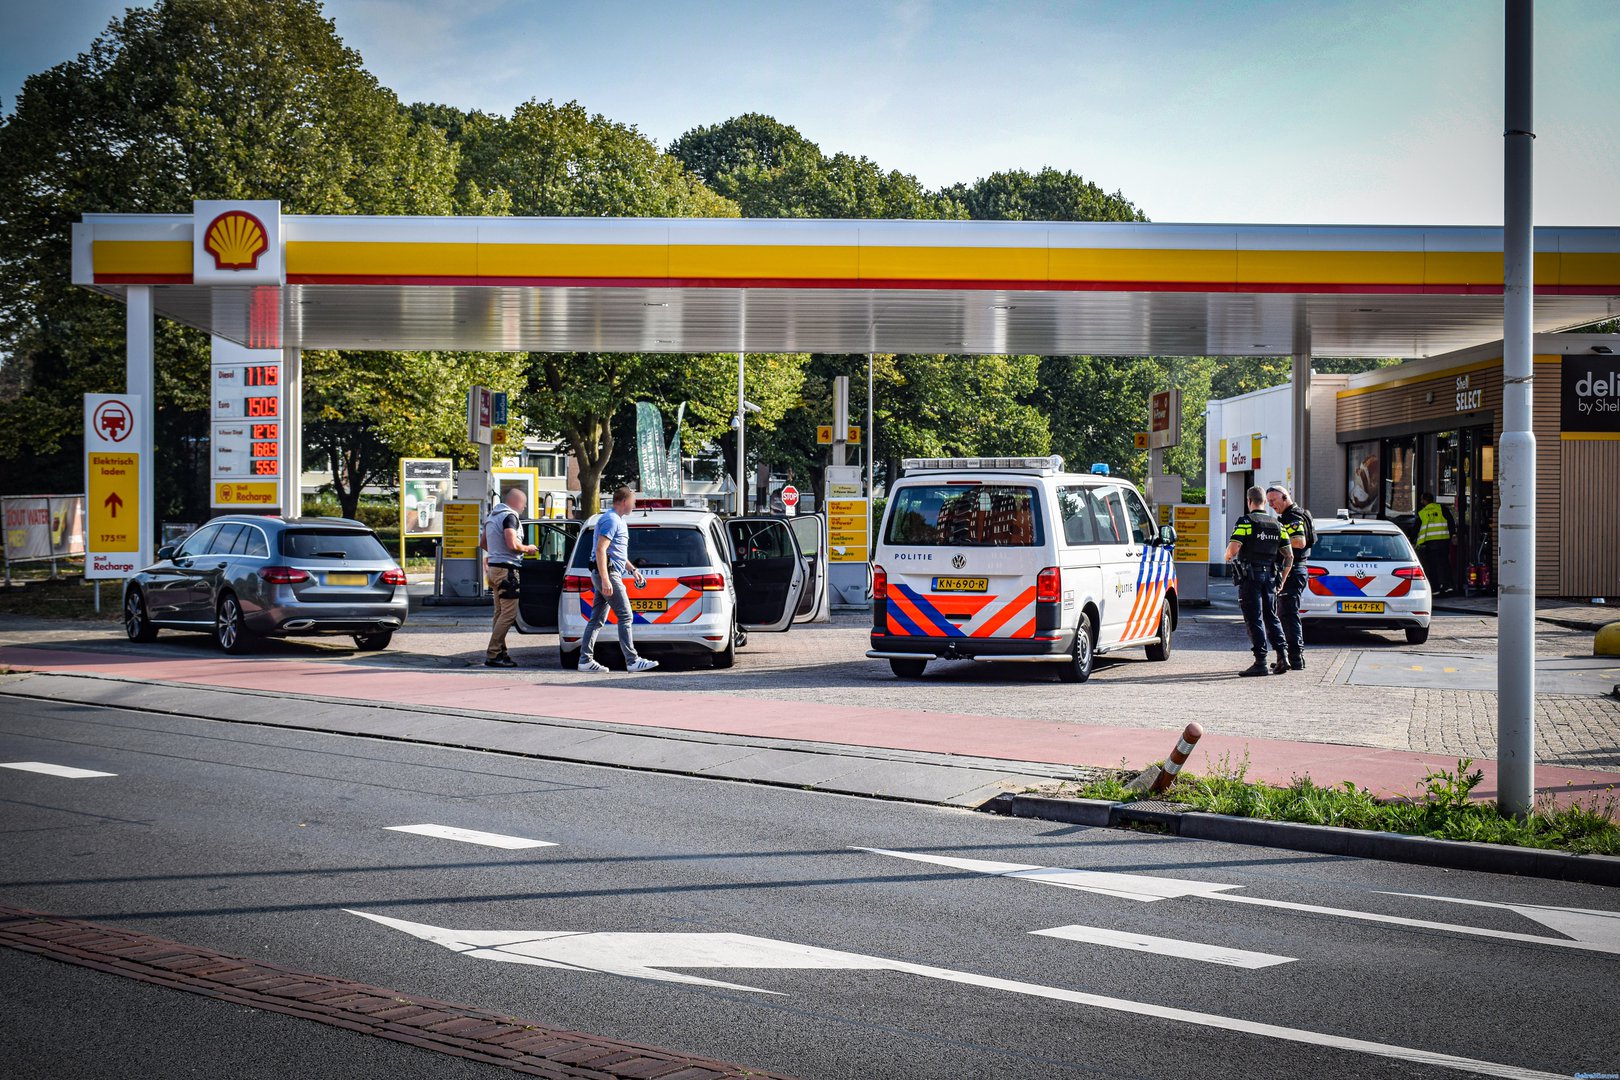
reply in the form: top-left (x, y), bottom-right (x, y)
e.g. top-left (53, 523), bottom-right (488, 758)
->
top-left (1498, 0), bottom-right (1537, 817)
top-left (736, 352), bottom-right (746, 514)
top-left (1291, 347), bottom-right (1311, 506)
top-left (281, 347), bottom-right (302, 515)
top-left (127, 286), bottom-right (156, 554)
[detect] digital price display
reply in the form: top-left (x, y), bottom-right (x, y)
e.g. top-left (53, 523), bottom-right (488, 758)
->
top-left (211, 352), bottom-right (283, 499)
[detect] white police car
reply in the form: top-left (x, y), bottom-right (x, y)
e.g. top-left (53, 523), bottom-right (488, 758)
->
top-left (1297, 516), bottom-right (1432, 644)
top-left (509, 509), bottom-right (822, 667)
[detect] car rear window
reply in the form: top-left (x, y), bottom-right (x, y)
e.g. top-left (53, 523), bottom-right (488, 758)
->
top-left (281, 529), bottom-right (391, 561)
top-left (570, 525), bottom-right (710, 569)
top-left (1312, 531), bottom-right (1413, 562)
top-left (884, 484), bottom-right (1044, 547)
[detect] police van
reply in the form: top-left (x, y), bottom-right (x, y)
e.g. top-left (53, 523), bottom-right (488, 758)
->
top-left (867, 457), bottom-right (1178, 682)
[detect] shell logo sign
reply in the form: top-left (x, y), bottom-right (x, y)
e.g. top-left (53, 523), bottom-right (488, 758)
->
top-left (192, 200), bottom-right (282, 286)
top-left (203, 210), bottom-right (270, 271)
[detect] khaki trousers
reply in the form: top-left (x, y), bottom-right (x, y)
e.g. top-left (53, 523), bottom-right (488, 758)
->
top-left (486, 565), bottom-right (520, 659)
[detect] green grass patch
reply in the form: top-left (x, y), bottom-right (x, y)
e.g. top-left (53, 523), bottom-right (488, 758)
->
top-left (0, 578), bottom-right (121, 622)
top-left (1069, 752), bottom-right (1619, 857)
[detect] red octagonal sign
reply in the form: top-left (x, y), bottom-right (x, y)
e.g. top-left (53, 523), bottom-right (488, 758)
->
top-left (781, 485), bottom-right (799, 507)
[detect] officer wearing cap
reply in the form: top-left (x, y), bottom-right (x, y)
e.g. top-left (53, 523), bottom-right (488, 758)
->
top-left (1266, 484), bottom-right (1313, 671)
top-left (1225, 485), bottom-right (1292, 677)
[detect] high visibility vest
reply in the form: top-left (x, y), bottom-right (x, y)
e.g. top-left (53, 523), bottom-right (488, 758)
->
top-left (1416, 502), bottom-right (1451, 545)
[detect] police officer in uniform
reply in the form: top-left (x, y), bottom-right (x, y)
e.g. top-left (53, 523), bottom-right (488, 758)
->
top-left (1415, 491), bottom-right (1453, 595)
top-left (1266, 484), bottom-right (1312, 671)
top-left (1225, 485), bottom-right (1292, 677)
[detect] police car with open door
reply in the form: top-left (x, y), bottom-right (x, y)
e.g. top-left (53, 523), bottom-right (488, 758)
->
top-left (867, 457), bottom-right (1178, 682)
top-left (514, 509), bottom-right (811, 667)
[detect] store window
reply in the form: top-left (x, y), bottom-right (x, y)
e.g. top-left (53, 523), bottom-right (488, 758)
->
top-left (1383, 437), bottom-right (1416, 518)
top-left (1346, 440), bottom-right (1380, 516)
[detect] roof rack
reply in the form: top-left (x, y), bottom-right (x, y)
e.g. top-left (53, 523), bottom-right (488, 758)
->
top-left (901, 455), bottom-right (1065, 475)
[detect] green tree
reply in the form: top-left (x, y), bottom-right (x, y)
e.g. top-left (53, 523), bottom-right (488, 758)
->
top-left (944, 168), bottom-right (1147, 223)
top-left (0, 0), bottom-right (460, 516)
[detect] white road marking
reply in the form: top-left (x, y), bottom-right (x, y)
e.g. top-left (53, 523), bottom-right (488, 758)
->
top-left (348, 910), bottom-right (1561, 1079)
top-left (1030, 924), bottom-right (1295, 969)
top-left (0, 761), bottom-right (116, 779)
top-left (383, 824), bottom-right (556, 850)
top-left (852, 847), bottom-right (1239, 901)
top-left (1380, 893), bottom-right (1620, 951)
top-left (1208, 893), bottom-right (1620, 958)
top-left (861, 848), bottom-right (1620, 958)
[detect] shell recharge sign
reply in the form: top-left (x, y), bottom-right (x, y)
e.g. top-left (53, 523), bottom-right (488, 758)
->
top-left (84, 393), bottom-right (147, 579)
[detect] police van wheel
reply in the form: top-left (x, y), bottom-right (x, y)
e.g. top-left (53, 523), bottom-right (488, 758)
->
top-left (889, 658), bottom-right (927, 679)
top-left (1059, 614), bottom-right (1095, 684)
top-left (1144, 601), bottom-right (1173, 662)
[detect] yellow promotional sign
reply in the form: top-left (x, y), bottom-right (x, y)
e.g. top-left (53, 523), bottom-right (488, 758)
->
top-left (213, 481), bottom-right (278, 507)
top-left (826, 497), bottom-right (869, 563)
top-left (442, 499), bottom-right (482, 560)
top-left (88, 454), bottom-right (140, 552)
top-left (1171, 504), bottom-right (1211, 563)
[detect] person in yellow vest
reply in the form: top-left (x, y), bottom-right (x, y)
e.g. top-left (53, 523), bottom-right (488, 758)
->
top-left (1415, 491), bottom-right (1453, 596)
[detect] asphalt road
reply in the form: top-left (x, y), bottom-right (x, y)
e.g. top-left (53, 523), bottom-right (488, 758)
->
top-left (2, 693), bottom-right (1618, 1080)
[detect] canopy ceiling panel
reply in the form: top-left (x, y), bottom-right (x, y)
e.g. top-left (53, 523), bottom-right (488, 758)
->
top-left (74, 214), bottom-right (1620, 357)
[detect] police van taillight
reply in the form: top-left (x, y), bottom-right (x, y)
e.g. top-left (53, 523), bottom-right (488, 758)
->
top-left (873, 565), bottom-right (888, 600)
top-left (1036, 566), bottom-right (1061, 603)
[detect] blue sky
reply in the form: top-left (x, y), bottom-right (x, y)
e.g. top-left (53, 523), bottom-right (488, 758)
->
top-left (3, 0), bottom-right (1616, 225)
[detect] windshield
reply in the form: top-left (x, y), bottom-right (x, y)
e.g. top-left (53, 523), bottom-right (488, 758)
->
top-left (280, 529), bottom-right (391, 561)
top-left (1311, 531), bottom-right (1413, 563)
top-left (884, 483), bottom-right (1043, 547)
top-left (570, 525), bottom-right (711, 569)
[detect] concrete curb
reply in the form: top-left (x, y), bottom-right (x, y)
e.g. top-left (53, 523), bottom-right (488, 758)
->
top-left (1002, 794), bottom-right (1620, 887)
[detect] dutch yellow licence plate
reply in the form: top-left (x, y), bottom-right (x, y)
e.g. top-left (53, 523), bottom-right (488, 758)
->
top-left (1338, 601), bottom-right (1385, 614)
top-left (325, 572), bottom-right (368, 586)
top-left (932, 577), bottom-right (989, 593)
top-left (630, 598), bottom-right (668, 612)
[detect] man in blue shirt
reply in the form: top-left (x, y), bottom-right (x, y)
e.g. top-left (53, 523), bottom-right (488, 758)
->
top-left (578, 486), bottom-right (659, 673)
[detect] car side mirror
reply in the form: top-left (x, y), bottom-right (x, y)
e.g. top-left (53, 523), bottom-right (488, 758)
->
top-left (156, 544), bottom-right (176, 561)
top-left (1158, 524), bottom-right (1178, 546)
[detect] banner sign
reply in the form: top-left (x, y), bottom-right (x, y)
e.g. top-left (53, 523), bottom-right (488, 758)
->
top-left (634, 401), bottom-right (682, 499)
top-left (84, 393), bottom-right (145, 579)
top-left (3, 496), bottom-right (85, 563)
top-left (1561, 357), bottom-right (1620, 435)
top-left (401, 459), bottom-right (454, 538)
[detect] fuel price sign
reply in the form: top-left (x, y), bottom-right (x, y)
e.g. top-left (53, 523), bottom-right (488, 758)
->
top-left (211, 340), bottom-right (283, 507)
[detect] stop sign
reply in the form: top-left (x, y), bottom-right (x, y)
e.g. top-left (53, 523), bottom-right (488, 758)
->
top-left (781, 485), bottom-right (799, 507)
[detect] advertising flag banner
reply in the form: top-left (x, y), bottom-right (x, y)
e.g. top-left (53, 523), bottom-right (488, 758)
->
top-left (635, 401), bottom-right (677, 499)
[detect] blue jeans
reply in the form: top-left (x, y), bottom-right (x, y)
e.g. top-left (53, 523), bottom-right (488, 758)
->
top-left (580, 570), bottom-right (642, 664)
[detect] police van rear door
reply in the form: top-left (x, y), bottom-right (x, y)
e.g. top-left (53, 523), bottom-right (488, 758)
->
top-left (879, 479), bottom-right (1045, 642)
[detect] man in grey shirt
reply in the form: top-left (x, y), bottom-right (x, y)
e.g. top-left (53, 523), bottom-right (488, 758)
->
top-left (578, 486), bottom-right (658, 673)
top-left (483, 486), bottom-right (537, 667)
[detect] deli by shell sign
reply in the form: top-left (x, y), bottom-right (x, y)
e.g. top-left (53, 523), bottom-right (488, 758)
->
top-left (1562, 358), bottom-right (1620, 435)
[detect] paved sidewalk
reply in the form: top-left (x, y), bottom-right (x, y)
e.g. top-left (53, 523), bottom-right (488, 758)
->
top-left (2, 642), bottom-right (1614, 809)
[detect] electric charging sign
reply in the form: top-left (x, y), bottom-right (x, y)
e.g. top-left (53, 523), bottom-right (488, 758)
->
top-left (84, 393), bottom-right (144, 579)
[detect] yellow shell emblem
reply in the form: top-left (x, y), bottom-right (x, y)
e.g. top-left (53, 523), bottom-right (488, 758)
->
top-left (203, 210), bottom-right (269, 270)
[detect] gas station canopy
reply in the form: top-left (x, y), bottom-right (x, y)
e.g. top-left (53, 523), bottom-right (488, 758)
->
top-left (73, 207), bottom-right (1620, 357)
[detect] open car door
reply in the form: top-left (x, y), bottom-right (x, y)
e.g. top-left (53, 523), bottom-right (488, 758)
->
top-left (726, 517), bottom-right (807, 633)
top-left (515, 519), bottom-right (580, 632)
top-left (789, 514), bottom-right (830, 623)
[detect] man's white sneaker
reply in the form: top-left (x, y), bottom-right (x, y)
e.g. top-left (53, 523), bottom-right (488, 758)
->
top-left (577, 658), bottom-right (609, 673)
top-left (626, 657), bottom-right (659, 673)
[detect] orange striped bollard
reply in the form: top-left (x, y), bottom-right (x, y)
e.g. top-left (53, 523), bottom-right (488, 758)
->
top-left (1149, 723), bottom-right (1204, 794)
